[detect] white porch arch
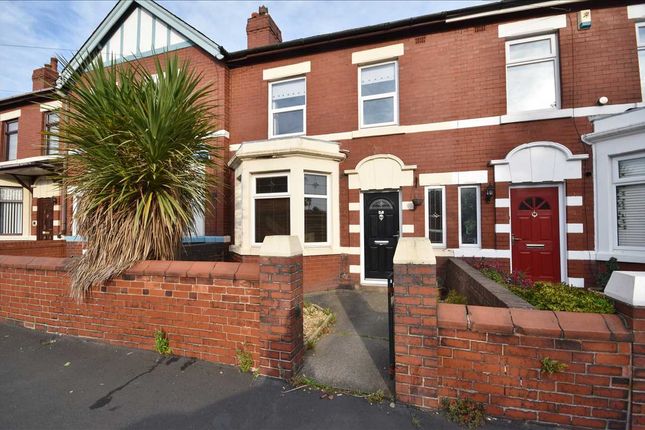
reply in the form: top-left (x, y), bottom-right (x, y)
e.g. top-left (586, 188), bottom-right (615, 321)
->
top-left (345, 154), bottom-right (416, 191)
top-left (490, 141), bottom-right (588, 183)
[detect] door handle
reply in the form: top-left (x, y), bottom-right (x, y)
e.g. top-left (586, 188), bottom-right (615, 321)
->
top-left (511, 235), bottom-right (521, 242)
top-left (374, 240), bottom-right (389, 245)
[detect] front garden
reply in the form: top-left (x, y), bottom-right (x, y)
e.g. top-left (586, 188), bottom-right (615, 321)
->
top-left (464, 259), bottom-right (615, 314)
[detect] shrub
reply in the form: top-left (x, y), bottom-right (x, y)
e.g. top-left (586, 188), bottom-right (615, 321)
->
top-left (596, 257), bottom-right (619, 290)
top-left (440, 397), bottom-right (486, 429)
top-left (476, 261), bottom-right (615, 314)
top-left (509, 282), bottom-right (614, 314)
top-left (445, 289), bottom-right (467, 304)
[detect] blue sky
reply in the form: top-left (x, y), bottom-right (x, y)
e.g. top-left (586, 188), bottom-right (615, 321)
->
top-left (0, 0), bottom-right (492, 96)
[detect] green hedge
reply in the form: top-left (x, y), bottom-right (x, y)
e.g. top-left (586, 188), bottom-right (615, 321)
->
top-left (479, 266), bottom-right (614, 314)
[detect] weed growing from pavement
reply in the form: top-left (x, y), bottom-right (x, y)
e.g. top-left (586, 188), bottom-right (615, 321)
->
top-left (236, 349), bottom-right (254, 373)
top-left (540, 357), bottom-right (568, 375)
top-left (290, 374), bottom-right (390, 404)
top-left (154, 329), bottom-right (172, 356)
top-left (440, 397), bottom-right (486, 429)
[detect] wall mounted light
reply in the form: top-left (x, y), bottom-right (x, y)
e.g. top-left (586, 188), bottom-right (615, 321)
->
top-left (485, 184), bottom-right (495, 203)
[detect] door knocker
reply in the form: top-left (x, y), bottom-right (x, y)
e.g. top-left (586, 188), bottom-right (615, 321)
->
top-left (531, 211), bottom-right (538, 218)
top-left (378, 210), bottom-right (384, 221)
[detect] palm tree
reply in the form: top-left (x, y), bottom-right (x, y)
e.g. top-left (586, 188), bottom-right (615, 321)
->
top-left (54, 56), bottom-right (219, 300)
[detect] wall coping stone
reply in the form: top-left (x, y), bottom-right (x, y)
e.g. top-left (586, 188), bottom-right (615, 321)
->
top-left (393, 237), bottom-right (436, 265)
top-left (259, 235), bottom-right (302, 257)
top-left (437, 303), bottom-right (632, 341)
top-left (0, 255), bottom-right (259, 282)
top-left (438, 303), bottom-right (467, 329)
top-left (468, 305), bottom-right (514, 333)
top-left (605, 271), bottom-right (645, 307)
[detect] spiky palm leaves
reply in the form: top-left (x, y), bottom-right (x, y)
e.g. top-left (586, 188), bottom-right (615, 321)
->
top-left (56, 57), bottom-right (218, 299)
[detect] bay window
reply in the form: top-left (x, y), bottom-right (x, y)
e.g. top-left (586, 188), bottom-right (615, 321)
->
top-left (505, 34), bottom-right (560, 113)
top-left (425, 186), bottom-right (445, 247)
top-left (615, 154), bottom-right (645, 249)
top-left (0, 187), bottom-right (22, 235)
top-left (459, 185), bottom-right (481, 247)
top-left (304, 173), bottom-right (329, 244)
top-left (359, 61), bottom-right (398, 128)
top-left (254, 174), bottom-right (290, 244)
top-left (269, 77), bottom-right (306, 138)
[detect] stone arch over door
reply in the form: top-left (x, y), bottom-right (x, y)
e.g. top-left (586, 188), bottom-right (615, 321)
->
top-left (345, 154), bottom-right (416, 190)
top-left (490, 141), bottom-right (588, 183)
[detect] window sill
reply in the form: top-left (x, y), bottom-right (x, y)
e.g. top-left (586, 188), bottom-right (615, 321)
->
top-left (352, 125), bottom-right (404, 139)
top-left (597, 250), bottom-right (645, 264)
top-left (501, 108), bottom-right (573, 124)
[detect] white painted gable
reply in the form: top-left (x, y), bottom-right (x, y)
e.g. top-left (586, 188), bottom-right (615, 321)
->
top-left (99, 6), bottom-right (189, 63)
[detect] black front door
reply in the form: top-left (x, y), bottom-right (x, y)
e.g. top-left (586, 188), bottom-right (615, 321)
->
top-left (364, 192), bottom-right (399, 280)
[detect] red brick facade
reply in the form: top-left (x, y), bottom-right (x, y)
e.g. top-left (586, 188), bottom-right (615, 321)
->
top-left (1, 1), bottom-right (644, 290)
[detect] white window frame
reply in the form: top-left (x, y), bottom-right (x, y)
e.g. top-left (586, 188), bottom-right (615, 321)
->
top-left (505, 33), bottom-right (560, 113)
top-left (268, 76), bottom-right (307, 139)
top-left (0, 186), bottom-right (23, 236)
top-left (458, 185), bottom-right (481, 248)
top-left (303, 172), bottom-right (331, 247)
top-left (252, 172), bottom-right (291, 246)
top-left (424, 185), bottom-right (446, 248)
top-left (358, 60), bottom-right (399, 129)
top-left (637, 22), bottom-right (645, 101)
top-left (612, 152), bottom-right (645, 251)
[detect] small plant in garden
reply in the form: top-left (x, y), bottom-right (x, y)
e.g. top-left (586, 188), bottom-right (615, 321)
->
top-left (596, 257), bottom-right (619, 290)
top-left (440, 397), bottom-right (486, 429)
top-left (540, 357), bottom-right (568, 375)
top-left (236, 349), bottom-right (254, 373)
top-left (474, 260), bottom-right (615, 314)
top-left (154, 329), bottom-right (172, 356)
top-left (444, 289), bottom-right (467, 304)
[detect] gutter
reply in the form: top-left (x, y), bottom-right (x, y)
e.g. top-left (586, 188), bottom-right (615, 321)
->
top-left (226, 0), bottom-right (596, 64)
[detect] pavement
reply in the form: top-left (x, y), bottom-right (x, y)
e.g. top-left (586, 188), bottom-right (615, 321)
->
top-left (0, 322), bottom-right (546, 430)
top-left (301, 289), bottom-right (393, 395)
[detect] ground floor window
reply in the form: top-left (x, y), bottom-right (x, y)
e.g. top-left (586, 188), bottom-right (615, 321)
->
top-left (254, 174), bottom-right (290, 244)
top-left (459, 185), bottom-right (480, 246)
top-left (615, 153), bottom-right (645, 249)
top-left (304, 173), bottom-right (328, 244)
top-left (0, 187), bottom-right (23, 235)
top-left (425, 186), bottom-right (445, 246)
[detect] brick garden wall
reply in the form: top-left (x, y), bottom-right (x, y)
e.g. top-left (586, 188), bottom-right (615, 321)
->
top-left (444, 258), bottom-right (533, 308)
top-left (394, 250), bottom-right (637, 430)
top-left (0, 254), bottom-right (303, 376)
top-left (437, 304), bottom-right (632, 429)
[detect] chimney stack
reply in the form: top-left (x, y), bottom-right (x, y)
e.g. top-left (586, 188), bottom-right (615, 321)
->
top-left (32, 57), bottom-right (59, 91)
top-left (246, 5), bottom-right (282, 49)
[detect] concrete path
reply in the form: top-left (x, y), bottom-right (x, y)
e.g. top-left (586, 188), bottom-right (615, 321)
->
top-left (0, 322), bottom-right (546, 430)
top-left (302, 289), bottom-right (392, 395)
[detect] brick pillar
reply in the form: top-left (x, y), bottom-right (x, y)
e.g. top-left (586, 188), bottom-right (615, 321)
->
top-left (393, 237), bottom-right (439, 409)
top-left (258, 235), bottom-right (304, 379)
top-left (606, 271), bottom-right (645, 429)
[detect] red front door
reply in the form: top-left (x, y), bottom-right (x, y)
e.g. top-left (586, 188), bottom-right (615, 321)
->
top-left (510, 187), bottom-right (561, 283)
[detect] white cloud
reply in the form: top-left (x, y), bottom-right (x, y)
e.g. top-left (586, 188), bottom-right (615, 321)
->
top-left (0, 0), bottom-right (491, 95)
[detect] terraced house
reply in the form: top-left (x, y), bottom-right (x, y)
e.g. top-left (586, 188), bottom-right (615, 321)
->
top-left (1, 0), bottom-right (644, 290)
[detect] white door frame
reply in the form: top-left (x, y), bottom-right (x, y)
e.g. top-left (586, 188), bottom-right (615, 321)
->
top-left (508, 183), bottom-right (568, 284)
top-left (359, 189), bottom-right (402, 287)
